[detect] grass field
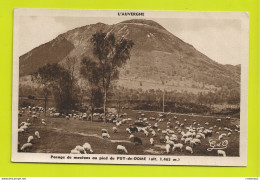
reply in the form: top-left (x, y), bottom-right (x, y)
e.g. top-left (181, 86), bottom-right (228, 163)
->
top-left (17, 108), bottom-right (240, 156)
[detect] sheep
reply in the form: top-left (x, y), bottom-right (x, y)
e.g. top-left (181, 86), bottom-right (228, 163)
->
top-left (192, 138), bottom-right (201, 145)
top-left (133, 137), bottom-right (142, 145)
top-left (162, 130), bottom-right (168, 135)
top-left (227, 132), bottom-right (232, 137)
top-left (165, 144), bottom-right (171, 154)
top-left (117, 145), bottom-right (128, 154)
top-left (185, 137), bottom-right (192, 144)
top-left (101, 129), bottom-right (108, 134)
top-left (150, 138), bottom-right (154, 146)
top-left (167, 129), bottom-right (175, 134)
top-left (83, 143), bottom-right (94, 154)
top-left (18, 128), bottom-right (24, 135)
top-left (196, 134), bottom-right (201, 139)
top-left (113, 127), bottom-right (118, 133)
top-left (151, 130), bottom-right (156, 137)
top-left (181, 137), bottom-right (185, 143)
top-left (217, 150), bottom-right (226, 157)
top-left (102, 132), bottom-right (110, 139)
top-left (166, 139), bottom-right (175, 147)
top-left (217, 118), bottom-right (221, 122)
top-left (186, 146), bottom-right (193, 154)
top-left (126, 128), bottom-right (131, 134)
top-left (116, 121), bottom-right (122, 127)
top-left (27, 136), bottom-right (34, 143)
top-left (20, 143), bottom-right (32, 152)
top-left (172, 143), bottom-right (183, 152)
top-left (25, 123), bottom-right (31, 127)
top-left (144, 130), bottom-right (149, 137)
top-left (66, 116), bottom-right (69, 120)
top-left (129, 134), bottom-right (134, 140)
top-left (218, 133), bottom-right (226, 140)
top-left (19, 122), bottom-right (26, 127)
top-left (35, 131), bottom-right (40, 139)
top-left (70, 149), bottom-right (81, 154)
top-left (26, 118), bottom-right (30, 123)
top-left (197, 133), bottom-right (205, 139)
top-left (75, 145), bottom-right (86, 154)
top-left (19, 125), bottom-right (28, 131)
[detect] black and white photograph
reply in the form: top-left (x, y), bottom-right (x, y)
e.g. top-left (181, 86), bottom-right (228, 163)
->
top-left (12, 9), bottom-right (249, 166)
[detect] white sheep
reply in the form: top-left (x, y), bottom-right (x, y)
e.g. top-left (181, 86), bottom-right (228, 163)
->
top-left (190, 138), bottom-right (201, 147)
top-left (27, 136), bottom-right (34, 143)
top-left (101, 129), bottom-right (108, 133)
top-left (75, 145), bottom-right (86, 154)
top-left (42, 121), bottom-right (46, 126)
top-left (113, 127), bottom-right (118, 133)
top-left (102, 132), bottom-right (110, 139)
top-left (20, 143), bottom-right (32, 151)
top-left (166, 139), bottom-right (175, 146)
top-left (218, 133), bottom-right (226, 140)
top-left (162, 130), bottom-right (168, 135)
top-left (83, 143), bottom-right (94, 154)
top-left (129, 134), bottom-right (134, 139)
top-left (217, 150), bottom-right (226, 157)
top-left (117, 145), bottom-right (128, 154)
top-left (195, 134), bottom-right (201, 139)
top-left (18, 128), bottom-right (24, 134)
top-left (217, 118), bottom-right (221, 122)
top-left (20, 125), bottom-right (28, 131)
top-left (151, 130), bottom-right (156, 137)
top-left (116, 122), bottom-right (122, 127)
top-left (70, 149), bottom-right (81, 154)
top-left (66, 116), bottom-right (69, 120)
top-left (165, 144), bottom-right (171, 154)
top-left (126, 128), bottom-right (131, 134)
top-left (185, 137), bottom-right (192, 144)
top-left (172, 143), bottom-right (183, 152)
top-left (19, 122), bottom-right (26, 127)
top-left (197, 133), bottom-right (205, 139)
top-left (35, 131), bottom-right (40, 139)
top-left (144, 130), bottom-right (149, 137)
top-left (186, 146), bottom-right (193, 154)
top-left (150, 138), bottom-right (154, 146)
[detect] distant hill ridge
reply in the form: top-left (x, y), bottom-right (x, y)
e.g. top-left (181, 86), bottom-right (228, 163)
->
top-left (19, 19), bottom-right (240, 93)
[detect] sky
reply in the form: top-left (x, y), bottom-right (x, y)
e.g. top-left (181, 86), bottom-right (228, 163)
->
top-left (18, 16), bottom-right (242, 65)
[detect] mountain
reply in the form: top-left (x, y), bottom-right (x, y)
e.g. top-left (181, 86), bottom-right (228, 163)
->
top-left (19, 19), bottom-right (240, 93)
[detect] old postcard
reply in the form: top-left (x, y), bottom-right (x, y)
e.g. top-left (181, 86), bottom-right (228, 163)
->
top-left (12, 9), bottom-right (249, 166)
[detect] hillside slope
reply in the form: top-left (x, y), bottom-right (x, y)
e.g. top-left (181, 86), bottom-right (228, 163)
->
top-left (19, 19), bottom-right (240, 93)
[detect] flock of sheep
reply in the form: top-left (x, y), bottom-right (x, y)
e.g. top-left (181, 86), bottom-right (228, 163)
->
top-left (18, 106), bottom-right (240, 156)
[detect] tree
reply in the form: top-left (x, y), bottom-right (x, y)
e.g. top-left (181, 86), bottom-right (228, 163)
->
top-left (32, 63), bottom-right (75, 113)
top-left (81, 57), bottom-right (103, 121)
top-left (32, 68), bottom-right (51, 115)
top-left (91, 31), bottom-right (134, 122)
top-left (64, 57), bottom-right (78, 110)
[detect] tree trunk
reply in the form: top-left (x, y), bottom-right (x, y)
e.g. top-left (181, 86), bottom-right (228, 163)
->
top-left (91, 99), bottom-right (94, 122)
top-left (44, 96), bottom-right (47, 116)
top-left (118, 99), bottom-right (120, 117)
top-left (163, 90), bottom-right (165, 113)
top-left (103, 89), bottom-right (107, 122)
